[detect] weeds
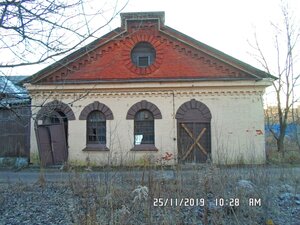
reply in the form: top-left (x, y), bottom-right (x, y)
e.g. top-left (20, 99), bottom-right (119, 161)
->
top-left (2, 163), bottom-right (299, 224)
top-left (62, 163), bottom-right (300, 224)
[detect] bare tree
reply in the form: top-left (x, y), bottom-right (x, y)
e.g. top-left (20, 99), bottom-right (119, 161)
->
top-left (0, 0), bottom-right (129, 159)
top-left (0, 0), bottom-right (128, 71)
top-left (0, 0), bottom-right (128, 109)
top-left (250, 1), bottom-right (300, 155)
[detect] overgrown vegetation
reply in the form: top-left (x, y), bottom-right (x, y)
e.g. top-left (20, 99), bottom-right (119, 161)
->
top-left (265, 121), bottom-right (300, 165)
top-left (1, 164), bottom-right (299, 225)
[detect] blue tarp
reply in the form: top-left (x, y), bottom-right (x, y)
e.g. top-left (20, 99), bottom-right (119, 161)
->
top-left (265, 123), bottom-right (299, 138)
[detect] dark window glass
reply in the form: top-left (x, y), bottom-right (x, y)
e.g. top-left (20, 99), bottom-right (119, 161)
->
top-left (87, 111), bottom-right (106, 145)
top-left (138, 56), bottom-right (150, 67)
top-left (131, 42), bottom-right (156, 67)
top-left (134, 110), bottom-right (154, 145)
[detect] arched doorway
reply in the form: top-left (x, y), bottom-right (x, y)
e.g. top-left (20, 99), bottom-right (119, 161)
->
top-left (35, 100), bottom-right (75, 166)
top-left (176, 99), bottom-right (212, 163)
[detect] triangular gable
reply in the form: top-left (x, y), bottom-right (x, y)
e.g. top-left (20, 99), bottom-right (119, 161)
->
top-left (27, 12), bottom-right (274, 84)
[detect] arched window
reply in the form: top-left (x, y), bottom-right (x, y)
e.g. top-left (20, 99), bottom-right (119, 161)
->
top-left (134, 110), bottom-right (154, 145)
top-left (127, 100), bottom-right (161, 151)
top-left (87, 111), bottom-right (106, 145)
top-left (80, 101), bottom-right (113, 151)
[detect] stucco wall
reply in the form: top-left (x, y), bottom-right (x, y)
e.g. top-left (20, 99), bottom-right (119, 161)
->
top-left (28, 80), bottom-right (268, 165)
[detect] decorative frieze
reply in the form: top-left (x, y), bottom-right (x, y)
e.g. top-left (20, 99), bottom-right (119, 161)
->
top-left (30, 89), bottom-right (263, 101)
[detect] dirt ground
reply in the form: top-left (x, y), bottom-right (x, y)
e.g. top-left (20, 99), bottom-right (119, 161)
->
top-left (0, 165), bottom-right (300, 225)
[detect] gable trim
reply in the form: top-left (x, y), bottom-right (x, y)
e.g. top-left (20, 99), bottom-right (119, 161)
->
top-left (25, 12), bottom-right (275, 85)
top-left (25, 28), bottom-right (127, 84)
top-left (160, 26), bottom-right (274, 80)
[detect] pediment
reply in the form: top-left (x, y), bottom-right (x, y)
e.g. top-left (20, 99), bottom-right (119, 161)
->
top-left (28, 12), bottom-right (271, 84)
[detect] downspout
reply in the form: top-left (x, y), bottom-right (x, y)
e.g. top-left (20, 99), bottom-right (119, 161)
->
top-left (172, 90), bottom-right (177, 163)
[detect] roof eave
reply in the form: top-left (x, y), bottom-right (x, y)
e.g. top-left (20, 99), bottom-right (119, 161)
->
top-left (29, 77), bottom-right (262, 85)
top-left (161, 26), bottom-right (276, 80)
top-left (24, 27), bottom-right (126, 84)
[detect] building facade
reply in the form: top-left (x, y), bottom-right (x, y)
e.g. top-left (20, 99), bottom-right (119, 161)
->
top-left (25, 12), bottom-right (274, 166)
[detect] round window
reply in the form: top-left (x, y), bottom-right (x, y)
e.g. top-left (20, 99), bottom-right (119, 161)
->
top-left (131, 42), bottom-right (156, 67)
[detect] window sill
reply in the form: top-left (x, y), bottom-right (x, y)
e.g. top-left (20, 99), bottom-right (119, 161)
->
top-left (82, 144), bottom-right (109, 152)
top-left (131, 144), bottom-right (158, 151)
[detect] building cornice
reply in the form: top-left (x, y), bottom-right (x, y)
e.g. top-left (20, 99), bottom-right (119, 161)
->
top-left (25, 79), bottom-right (271, 92)
top-left (28, 86), bottom-right (265, 100)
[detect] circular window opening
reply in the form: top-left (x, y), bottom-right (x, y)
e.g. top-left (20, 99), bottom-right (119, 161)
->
top-left (131, 42), bottom-right (156, 67)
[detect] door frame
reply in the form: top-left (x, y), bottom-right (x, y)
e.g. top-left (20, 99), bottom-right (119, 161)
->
top-left (175, 99), bottom-right (212, 163)
top-left (35, 100), bottom-right (75, 166)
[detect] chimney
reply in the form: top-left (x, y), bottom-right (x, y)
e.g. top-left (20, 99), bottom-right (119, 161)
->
top-left (120, 11), bottom-right (165, 29)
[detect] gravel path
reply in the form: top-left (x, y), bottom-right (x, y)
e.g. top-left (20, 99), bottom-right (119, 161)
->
top-left (0, 183), bottom-right (78, 225)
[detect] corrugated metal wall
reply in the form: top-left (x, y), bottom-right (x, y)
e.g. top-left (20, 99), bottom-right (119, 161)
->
top-left (0, 105), bottom-right (31, 157)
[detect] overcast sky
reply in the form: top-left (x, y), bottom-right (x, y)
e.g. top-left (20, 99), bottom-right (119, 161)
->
top-left (6, 0), bottom-right (298, 78)
top-left (123, 0), bottom-right (299, 70)
top-left (113, 0), bottom-right (300, 106)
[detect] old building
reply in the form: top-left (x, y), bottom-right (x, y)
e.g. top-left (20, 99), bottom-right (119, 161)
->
top-left (0, 76), bottom-right (31, 162)
top-left (24, 12), bottom-right (275, 166)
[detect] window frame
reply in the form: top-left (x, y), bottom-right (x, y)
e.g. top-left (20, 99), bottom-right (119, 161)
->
top-left (84, 110), bottom-right (109, 151)
top-left (132, 109), bottom-right (158, 151)
top-left (131, 42), bottom-right (156, 68)
top-left (126, 100), bottom-right (162, 151)
top-left (137, 56), bottom-right (150, 67)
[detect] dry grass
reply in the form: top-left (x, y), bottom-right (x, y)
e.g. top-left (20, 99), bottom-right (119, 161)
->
top-left (64, 164), bottom-right (300, 225)
top-left (267, 149), bottom-right (300, 164)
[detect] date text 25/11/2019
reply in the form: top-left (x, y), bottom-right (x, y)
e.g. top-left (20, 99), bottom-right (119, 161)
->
top-left (153, 198), bottom-right (261, 207)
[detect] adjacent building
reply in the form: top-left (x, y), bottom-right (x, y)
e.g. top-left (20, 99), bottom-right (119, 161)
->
top-left (0, 76), bottom-right (31, 160)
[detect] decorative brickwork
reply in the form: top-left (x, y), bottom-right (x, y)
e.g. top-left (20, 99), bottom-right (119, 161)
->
top-left (122, 33), bottom-right (164, 75)
top-left (79, 101), bottom-right (113, 120)
top-left (176, 99), bottom-right (212, 122)
top-left (27, 11), bottom-right (267, 85)
top-left (36, 100), bottom-right (75, 120)
top-left (30, 89), bottom-right (264, 100)
top-left (126, 100), bottom-right (162, 120)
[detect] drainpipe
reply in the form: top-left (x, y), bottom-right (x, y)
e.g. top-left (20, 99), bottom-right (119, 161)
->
top-left (172, 90), bottom-right (177, 163)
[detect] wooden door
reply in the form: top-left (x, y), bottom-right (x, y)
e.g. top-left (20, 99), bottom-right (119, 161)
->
top-left (36, 123), bottom-right (68, 166)
top-left (35, 125), bottom-right (53, 166)
top-left (178, 122), bottom-right (211, 163)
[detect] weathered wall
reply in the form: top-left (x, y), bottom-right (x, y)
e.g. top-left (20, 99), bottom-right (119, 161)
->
top-left (0, 106), bottom-right (31, 158)
top-left (28, 80), bottom-right (268, 165)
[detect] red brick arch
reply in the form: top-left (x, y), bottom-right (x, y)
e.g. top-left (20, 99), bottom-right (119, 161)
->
top-left (36, 100), bottom-right (75, 120)
top-left (126, 100), bottom-right (162, 119)
top-left (79, 101), bottom-right (114, 120)
top-left (176, 99), bottom-right (212, 122)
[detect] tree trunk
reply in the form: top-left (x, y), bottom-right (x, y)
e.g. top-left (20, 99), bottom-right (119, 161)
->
top-left (277, 122), bottom-right (287, 156)
top-left (277, 136), bottom-right (285, 157)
